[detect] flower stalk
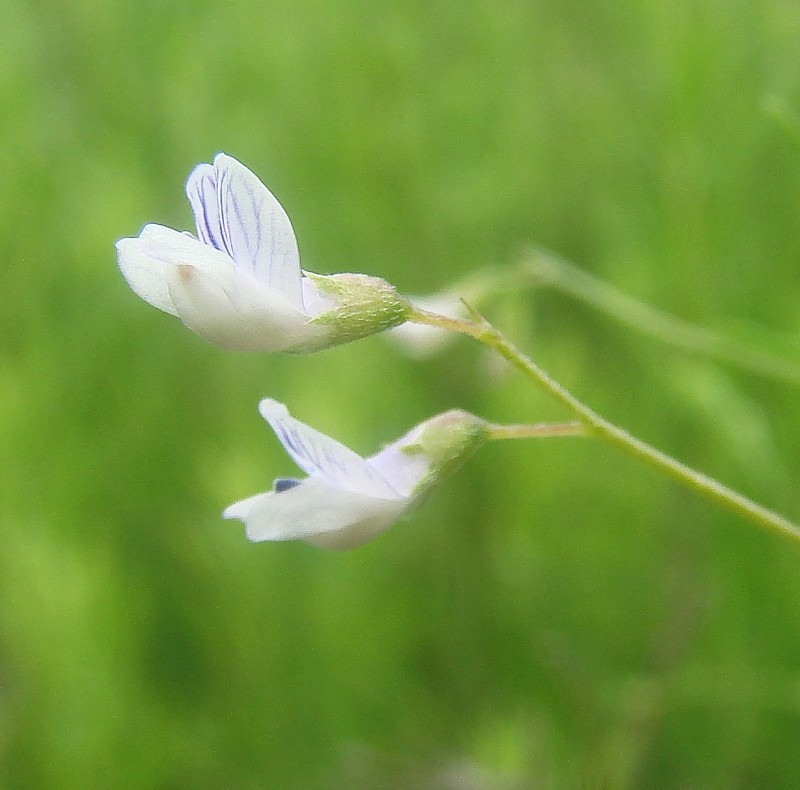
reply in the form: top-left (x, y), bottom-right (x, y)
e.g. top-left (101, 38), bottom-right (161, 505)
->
top-left (414, 251), bottom-right (800, 386)
top-left (486, 421), bottom-right (587, 440)
top-left (521, 248), bottom-right (800, 387)
top-left (409, 305), bottom-right (800, 547)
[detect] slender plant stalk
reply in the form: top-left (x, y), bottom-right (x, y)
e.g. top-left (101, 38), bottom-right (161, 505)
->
top-left (427, 251), bottom-right (800, 386)
top-left (409, 306), bottom-right (800, 547)
top-left (521, 248), bottom-right (800, 387)
top-left (486, 421), bottom-right (587, 440)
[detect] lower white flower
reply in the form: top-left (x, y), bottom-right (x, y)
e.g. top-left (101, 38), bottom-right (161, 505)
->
top-left (223, 399), bottom-right (487, 550)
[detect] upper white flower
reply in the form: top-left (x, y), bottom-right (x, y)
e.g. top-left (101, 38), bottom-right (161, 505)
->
top-left (223, 399), bottom-right (487, 550)
top-left (116, 153), bottom-right (409, 352)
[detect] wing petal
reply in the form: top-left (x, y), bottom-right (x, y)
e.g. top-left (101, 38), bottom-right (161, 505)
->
top-left (116, 224), bottom-right (233, 316)
top-left (259, 399), bottom-right (402, 499)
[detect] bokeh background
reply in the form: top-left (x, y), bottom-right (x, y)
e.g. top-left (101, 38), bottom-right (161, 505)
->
top-left (3, 0), bottom-right (800, 787)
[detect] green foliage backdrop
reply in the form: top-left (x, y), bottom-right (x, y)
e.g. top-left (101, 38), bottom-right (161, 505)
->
top-left (2, 0), bottom-right (800, 786)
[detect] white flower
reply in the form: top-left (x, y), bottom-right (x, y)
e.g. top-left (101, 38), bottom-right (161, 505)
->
top-left (116, 153), bottom-right (409, 352)
top-left (223, 399), bottom-right (487, 550)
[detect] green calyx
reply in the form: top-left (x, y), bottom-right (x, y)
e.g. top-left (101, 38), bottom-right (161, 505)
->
top-left (401, 410), bottom-right (488, 501)
top-left (303, 272), bottom-right (412, 349)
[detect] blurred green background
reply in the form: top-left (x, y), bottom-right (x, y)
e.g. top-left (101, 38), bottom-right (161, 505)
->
top-left (3, 0), bottom-right (800, 786)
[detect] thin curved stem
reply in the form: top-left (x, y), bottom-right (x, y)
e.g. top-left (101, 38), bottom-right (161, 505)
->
top-left (409, 306), bottom-right (800, 547)
top-left (520, 249), bottom-right (800, 387)
top-left (436, 252), bottom-right (800, 386)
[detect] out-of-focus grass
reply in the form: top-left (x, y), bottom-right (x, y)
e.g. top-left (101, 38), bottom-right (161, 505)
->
top-left (2, 0), bottom-right (800, 787)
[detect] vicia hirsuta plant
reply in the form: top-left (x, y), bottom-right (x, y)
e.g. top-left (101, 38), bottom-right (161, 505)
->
top-left (117, 153), bottom-right (800, 550)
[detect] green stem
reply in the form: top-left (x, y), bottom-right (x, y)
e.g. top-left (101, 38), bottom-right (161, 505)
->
top-left (409, 306), bottom-right (800, 547)
top-left (520, 248), bottom-right (800, 387)
top-left (487, 421), bottom-right (587, 440)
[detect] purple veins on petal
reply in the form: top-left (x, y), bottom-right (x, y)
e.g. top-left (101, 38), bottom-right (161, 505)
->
top-left (218, 164), bottom-right (264, 278)
top-left (323, 445), bottom-right (346, 474)
top-left (186, 167), bottom-right (226, 252)
top-left (260, 399), bottom-right (406, 499)
top-left (274, 419), bottom-right (353, 486)
top-left (273, 422), bottom-right (327, 478)
top-left (276, 422), bottom-right (304, 460)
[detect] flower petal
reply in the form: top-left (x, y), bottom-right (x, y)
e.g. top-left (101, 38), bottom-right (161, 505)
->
top-left (259, 399), bottom-right (403, 499)
top-left (223, 476), bottom-right (406, 549)
top-left (166, 264), bottom-right (322, 351)
top-left (186, 154), bottom-right (304, 312)
top-left (300, 275), bottom-right (338, 317)
top-left (117, 222), bottom-right (241, 317)
top-left (185, 163), bottom-right (226, 251)
top-left (367, 423), bottom-right (431, 498)
top-left (116, 234), bottom-right (178, 317)
top-left (368, 409), bottom-right (487, 498)
top-left (136, 223), bottom-right (237, 272)
top-left (116, 225), bottom-right (222, 315)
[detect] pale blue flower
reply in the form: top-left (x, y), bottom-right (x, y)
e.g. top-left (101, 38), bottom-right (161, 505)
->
top-left (224, 399), bottom-right (487, 549)
top-left (117, 154), bottom-right (408, 352)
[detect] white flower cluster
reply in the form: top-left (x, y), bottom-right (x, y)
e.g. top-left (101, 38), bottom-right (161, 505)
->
top-left (117, 154), bottom-right (485, 549)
